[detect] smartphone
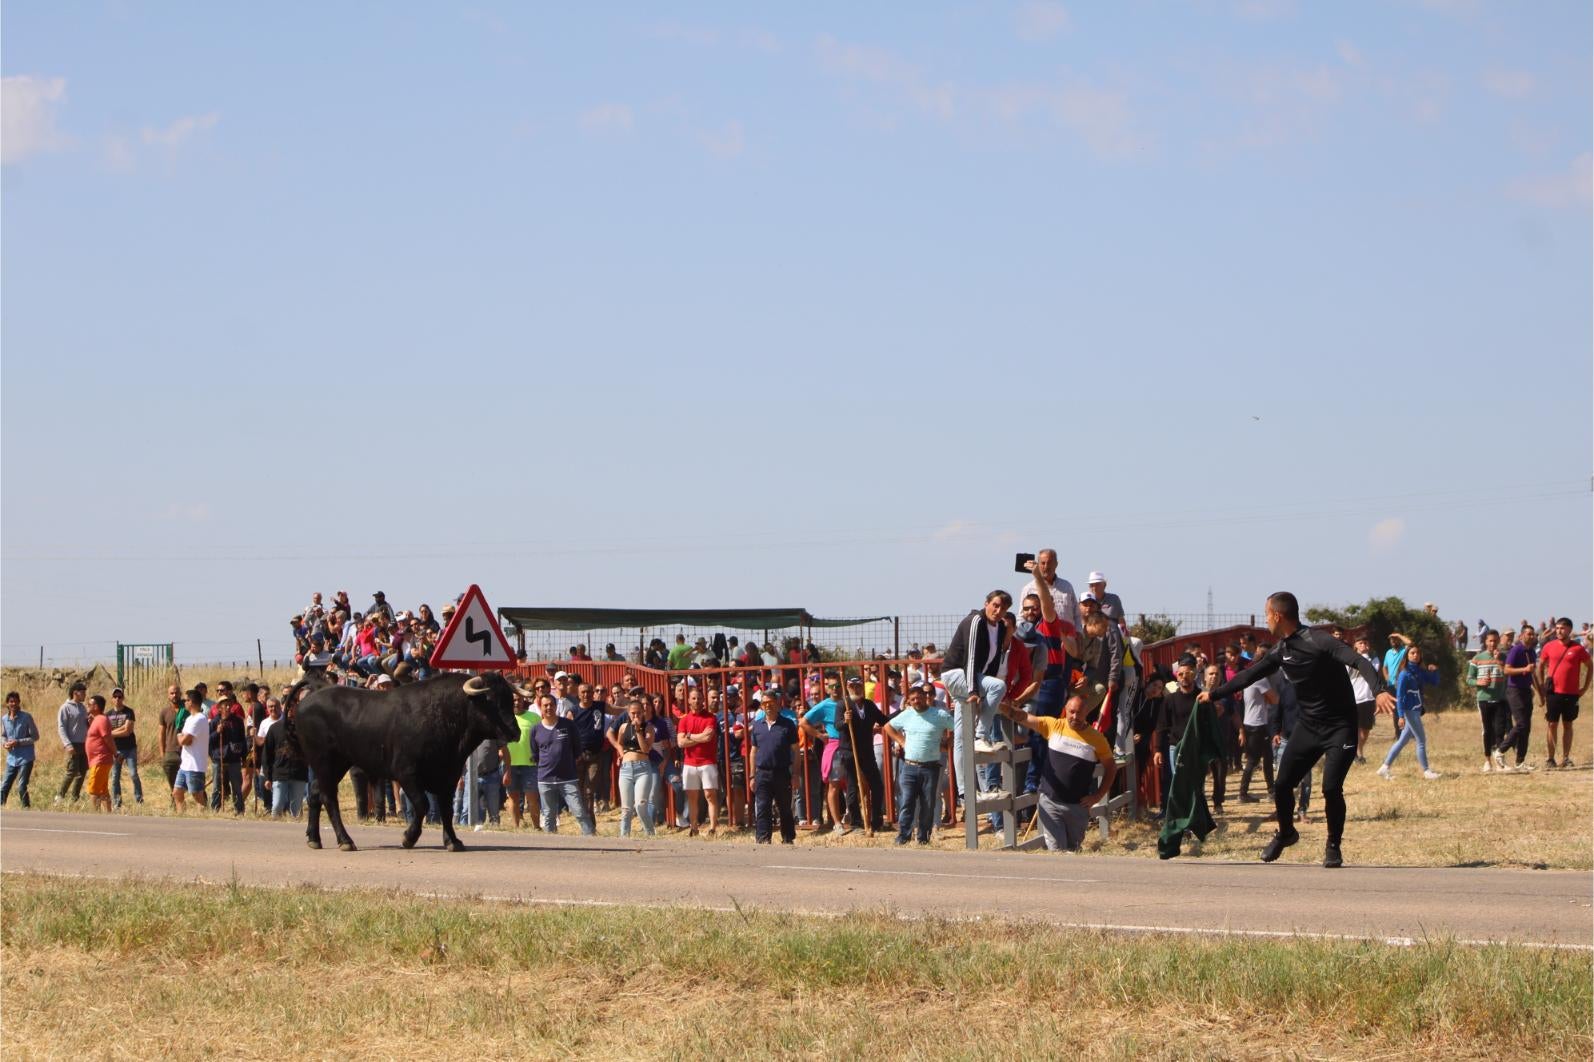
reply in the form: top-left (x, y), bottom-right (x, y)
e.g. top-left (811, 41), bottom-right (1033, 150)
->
top-left (1013, 552), bottom-right (1035, 574)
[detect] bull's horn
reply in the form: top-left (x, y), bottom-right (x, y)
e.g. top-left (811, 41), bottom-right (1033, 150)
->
top-left (462, 676), bottom-right (489, 695)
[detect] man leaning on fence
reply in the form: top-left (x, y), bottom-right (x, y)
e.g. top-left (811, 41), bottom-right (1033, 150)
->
top-left (750, 688), bottom-right (799, 844)
top-left (999, 693), bottom-right (1116, 852)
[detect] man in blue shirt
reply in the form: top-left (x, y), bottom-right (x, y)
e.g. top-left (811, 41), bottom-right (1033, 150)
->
top-left (801, 677), bottom-right (849, 834)
top-left (883, 682), bottom-right (953, 845)
top-left (531, 693), bottom-right (594, 835)
top-left (749, 688), bottom-right (798, 844)
top-left (2, 692), bottom-right (40, 807)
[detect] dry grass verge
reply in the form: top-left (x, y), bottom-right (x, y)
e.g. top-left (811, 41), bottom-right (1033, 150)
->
top-left (2, 873), bottom-right (1589, 1060)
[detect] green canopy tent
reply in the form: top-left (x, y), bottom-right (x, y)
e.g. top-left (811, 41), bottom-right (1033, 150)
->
top-left (496, 607), bottom-right (894, 660)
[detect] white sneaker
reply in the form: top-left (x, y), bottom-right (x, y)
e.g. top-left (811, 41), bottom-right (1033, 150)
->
top-left (1491, 750), bottom-right (1507, 772)
top-left (832, 824), bottom-right (851, 837)
top-left (472, 824), bottom-right (485, 832)
top-left (1514, 762), bottom-right (1536, 773)
top-left (990, 739), bottom-right (1011, 751)
top-left (1376, 765), bottom-right (1392, 780)
top-left (973, 739), bottom-right (996, 754)
top-left (1422, 770), bottom-right (1441, 780)
top-left (1480, 760), bottom-right (1492, 773)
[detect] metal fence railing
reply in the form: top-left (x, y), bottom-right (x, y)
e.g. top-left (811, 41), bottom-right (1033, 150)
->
top-left (1, 610), bottom-right (1258, 669)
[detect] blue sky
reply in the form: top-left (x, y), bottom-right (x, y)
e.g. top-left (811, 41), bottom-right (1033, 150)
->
top-left (3, 1), bottom-right (1590, 664)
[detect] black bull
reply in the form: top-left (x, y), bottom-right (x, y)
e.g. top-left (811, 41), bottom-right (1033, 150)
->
top-left (292, 671), bottom-right (521, 852)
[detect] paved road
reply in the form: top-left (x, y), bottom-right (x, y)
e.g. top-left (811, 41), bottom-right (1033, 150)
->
top-left (3, 812), bottom-right (1589, 949)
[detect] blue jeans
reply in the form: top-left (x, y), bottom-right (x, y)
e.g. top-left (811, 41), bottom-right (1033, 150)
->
top-left (1382, 710), bottom-right (1431, 771)
top-left (539, 779), bottom-right (594, 834)
top-left (271, 779), bottom-right (307, 817)
top-left (896, 760), bottom-right (942, 843)
top-left (112, 749), bottom-right (143, 806)
top-left (943, 668), bottom-right (1006, 742)
top-left (1, 759), bottom-right (34, 806)
top-left (400, 791), bottom-right (442, 825)
top-left (658, 764), bottom-right (684, 826)
top-left (454, 773), bottom-right (502, 826)
top-left (618, 759), bottom-right (656, 836)
top-left (210, 762), bottom-right (243, 812)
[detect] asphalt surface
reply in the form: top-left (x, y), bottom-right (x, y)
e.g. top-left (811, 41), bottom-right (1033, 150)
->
top-left (3, 812), bottom-right (1589, 949)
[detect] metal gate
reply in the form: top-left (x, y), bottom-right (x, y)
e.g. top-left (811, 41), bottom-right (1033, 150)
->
top-left (116, 643), bottom-right (174, 688)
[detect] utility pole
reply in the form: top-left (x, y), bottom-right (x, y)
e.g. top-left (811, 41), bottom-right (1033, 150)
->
top-left (1207, 587), bottom-right (1214, 629)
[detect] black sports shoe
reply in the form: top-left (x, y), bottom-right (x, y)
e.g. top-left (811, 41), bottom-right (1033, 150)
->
top-left (1323, 842), bottom-right (1343, 869)
top-left (1260, 828), bottom-right (1300, 862)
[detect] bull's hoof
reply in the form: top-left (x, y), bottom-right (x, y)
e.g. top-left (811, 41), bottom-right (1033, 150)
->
top-left (443, 838), bottom-right (466, 852)
top-left (338, 841), bottom-right (357, 852)
top-left (401, 834), bottom-right (420, 849)
top-left (307, 839), bottom-right (322, 850)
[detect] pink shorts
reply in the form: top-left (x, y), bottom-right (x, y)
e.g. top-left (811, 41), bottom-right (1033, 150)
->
top-left (821, 740), bottom-right (841, 783)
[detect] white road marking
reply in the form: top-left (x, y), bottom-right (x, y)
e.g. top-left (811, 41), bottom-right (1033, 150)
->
top-left (974, 918), bottom-right (1594, 952)
top-left (764, 864), bottom-right (1099, 884)
top-left (1, 826), bottom-right (132, 837)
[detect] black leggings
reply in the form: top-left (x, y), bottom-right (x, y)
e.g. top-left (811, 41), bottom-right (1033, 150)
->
top-left (1275, 722), bottom-right (1356, 845)
top-left (1497, 688), bottom-right (1534, 764)
top-left (1478, 702), bottom-right (1509, 758)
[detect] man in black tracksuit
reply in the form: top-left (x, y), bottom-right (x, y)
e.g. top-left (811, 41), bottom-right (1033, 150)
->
top-left (1201, 591), bottom-right (1395, 868)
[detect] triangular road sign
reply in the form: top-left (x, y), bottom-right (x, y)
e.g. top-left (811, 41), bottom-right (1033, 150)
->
top-left (430, 584), bottom-right (517, 670)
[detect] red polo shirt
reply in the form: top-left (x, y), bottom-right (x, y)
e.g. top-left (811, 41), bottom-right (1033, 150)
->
top-left (1542, 639), bottom-right (1591, 695)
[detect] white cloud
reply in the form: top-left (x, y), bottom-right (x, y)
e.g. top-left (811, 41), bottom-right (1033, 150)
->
top-left (162, 502), bottom-right (212, 523)
top-left (741, 29), bottom-right (781, 54)
top-left (816, 34), bottom-right (955, 121)
top-left (815, 35), bottom-right (1147, 159)
top-left (1505, 152), bottom-right (1593, 209)
top-left (1482, 68), bottom-right (1534, 100)
top-left (1368, 517), bottom-right (1405, 553)
top-left (1411, 0), bottom-right (1480, 14)
top-left (1336, 40), bottom-right (1363, 67)
top-left (2, 75), bottom-right (69, 165)
top-left (103, 134), bottom-right (135, 172)
top-left (931, 520), bottom-right (980, 542)
top-left (646, 21), bottom-right (721, 47)
top-left (699, 119), bottom-right (745, 159)
top-left (1015, 2), bottom-right (1070, 41)
top-left (141, 112), bottom-right (219, 148)
top-left (579, 103), bottom-right (635, 134)
top-left (1232, 0), bottom-right (1295, 19)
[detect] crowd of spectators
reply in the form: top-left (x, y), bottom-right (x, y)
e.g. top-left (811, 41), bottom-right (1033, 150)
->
top-left (4, 577), bottom-right (1588, 861)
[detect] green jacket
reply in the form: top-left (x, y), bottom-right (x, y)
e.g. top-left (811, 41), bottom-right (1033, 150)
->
top-left (1157, 698), bottom-right (1223, 859)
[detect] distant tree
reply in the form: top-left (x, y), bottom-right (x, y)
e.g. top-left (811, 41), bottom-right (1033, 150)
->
top-left (1130, 613), bottom-right (1179, 644)
top-left (1305, 595), bottom-right (1462, 710)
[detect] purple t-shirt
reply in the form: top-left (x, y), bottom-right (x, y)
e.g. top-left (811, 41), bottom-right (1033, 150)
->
top-left (1505, 643), bottom-right (1536, 689)
top-left (531, 717), bottom-right (579, 783)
